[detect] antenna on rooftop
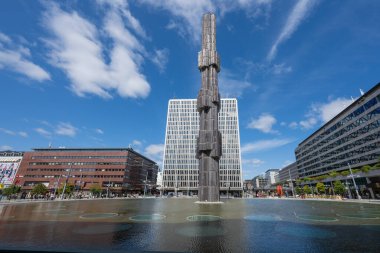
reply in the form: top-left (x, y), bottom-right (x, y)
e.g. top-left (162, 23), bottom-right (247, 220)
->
top-left (48, 142), bottom-right (52, 149)
top-left (359, 89), bottom-right (365, 96)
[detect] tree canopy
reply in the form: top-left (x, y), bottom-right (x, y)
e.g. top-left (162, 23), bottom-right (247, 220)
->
top-left (31, 183), bottom-right (48, 195)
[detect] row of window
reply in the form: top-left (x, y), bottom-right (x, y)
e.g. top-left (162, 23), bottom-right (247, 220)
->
top-left (297, 107), bottom-right (379, 160)
top-left (23, 175), bottom-right (126, 178)
top-left (297, 119), bottom-right (380, 173)
top-left (297, 95), bottom-right (379, 153)
top-left (26, 168), bottom-right (126, 172)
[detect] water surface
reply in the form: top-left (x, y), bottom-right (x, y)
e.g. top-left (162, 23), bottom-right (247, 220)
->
top-left (1, 198), bottom-right (379, 252)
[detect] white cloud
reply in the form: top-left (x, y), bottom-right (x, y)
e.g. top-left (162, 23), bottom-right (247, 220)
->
top-left (299, 117), bottom-right (318, 129)
top-left (142, 0), bottom-right (214, 42)
top-left (142, 0), bottom-right (272, 42)
top-left (0, 32), bottom-right (11, 43)
top-left (132, 140), bottom-right (143, 147)
top-left (272, 63), bottom-right (292, 74)
top-left (267, 0), bottom-right (318, 61)
top-left (248, 113), bottom-right (277, 133)
top-left (241, 139), bottom-right (293, 153)
top-left (288, 121), bottom-right (298, 129)
top-left (219, 70), bottom-right (253, 98)
top-left (96, 0), bottom-right (148, 38)
top-left (144, 144), bottom-right (165, 167)
top-left (296, 97), bottom-right (353, 130)
top-left (0, 32), bottom-right (50, 82)
top-left (151, 49), bottom-right (169, 73)
top-left (242, 158), bottom-right (265, 167)
top-left (43, 2), bottom-right (150, 99)
top-left (0, 128), bottom-right (16, 135)
top-left (18, 131), bottom-right (28, 138)
top-left (0, 145), bottom-right (13, 151)
top-left (55, 122), bottom-right (77, 137)
top-left (35, 128), bottom-right (52, 138)
top-left (317, 98), bottom-right (353, 123)
top-left (94, 128), bottom-right (103, 135)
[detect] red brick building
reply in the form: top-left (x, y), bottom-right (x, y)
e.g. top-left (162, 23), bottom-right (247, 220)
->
top-left (16, 148), bottom-right (158, 194)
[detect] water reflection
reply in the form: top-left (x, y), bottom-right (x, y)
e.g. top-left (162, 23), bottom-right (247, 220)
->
top-left (0, 199), bottom-right (379, 252)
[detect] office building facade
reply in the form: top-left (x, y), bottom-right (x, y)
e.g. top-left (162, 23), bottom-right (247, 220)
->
top-left (265, 169), bottom-right (279, 187)
top-left (295, 83), bottom-right (380, 178)
top-left (278, 162), bottom-right (298, 182)
top-left (162, 98), bottom-right (243, 195)
top-left (16, 148), bottom-right (158, 194)
top-left (252, 175), bottom-right (267, 189)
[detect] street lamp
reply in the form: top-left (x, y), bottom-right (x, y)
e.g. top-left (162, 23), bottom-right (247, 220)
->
top-left (106, 177), bottom-right (111, 198)
top-left (225, 182), bottom-right (230, 199)
top-left (347, 163), bottom-right (361, 200)
top-left (288, 169), bottom-right (295, 197)
top-left (61, 163), bottom-right (72, 200)
top-left (143, 170), bottom-right (148, 198)
top-left (76, 169), bottom-right (83, 198)
top-left (53, 174), bottom-right (61, 199)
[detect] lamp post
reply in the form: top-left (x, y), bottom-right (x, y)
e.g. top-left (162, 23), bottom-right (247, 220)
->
top-left (61, 163), bottom-right (72, 200)
top-left (106, 177), bottom-right (111, 198)
top-left (76, 169), bottom-right (82, 198)
top-left (53, 174), bottom-right (61, 199)
top-left (347, 163), bottom-right (361, 200)
top-left (143, 170), bottom-right (148, 198)
top-left (225, 182), bottom-right (230, 199)
top-left (288, 169), bottom-right (295, 197)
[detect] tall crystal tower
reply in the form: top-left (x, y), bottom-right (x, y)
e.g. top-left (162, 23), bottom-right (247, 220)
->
top-left (196, 13), bottom-right (222, 202)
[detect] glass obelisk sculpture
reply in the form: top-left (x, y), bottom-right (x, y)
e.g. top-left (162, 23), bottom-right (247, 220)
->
top-left (196, 13), bottom-right (222, 202)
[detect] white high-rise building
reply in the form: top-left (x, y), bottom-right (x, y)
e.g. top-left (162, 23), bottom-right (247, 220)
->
top-left (162, 98), bottom-right (243, 196)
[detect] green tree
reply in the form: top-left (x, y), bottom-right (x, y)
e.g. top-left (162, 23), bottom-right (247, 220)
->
top-left (361, 165), bottom-right (371, 173)
top-left (303, 185), bottom-right (312, 194)
top-left (316, 182), bottom-right (326, 194)
top-left (295, 186), bottom-right (303, 195)
top-left (2, 184), bottom-right (21, 196)
top-left (333, 180), bottom-right (346, 196)
top-left (31, 183), bottom-right (48, 195)
top-left (341, 170), bottom-right (350, 176)
top-left (329, 171), bottom-right (338, 178)
top-left (90, 184), bottom-right (102, 197)
top-left (58, 184), bottom-right (75, 195)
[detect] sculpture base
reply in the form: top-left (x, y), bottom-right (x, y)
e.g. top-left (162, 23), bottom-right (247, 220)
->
top-left (195, 201), bottom-right (224, 205)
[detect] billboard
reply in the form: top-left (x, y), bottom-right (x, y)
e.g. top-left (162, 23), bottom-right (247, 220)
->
top-left (0, 161), bottom-right (21, 186)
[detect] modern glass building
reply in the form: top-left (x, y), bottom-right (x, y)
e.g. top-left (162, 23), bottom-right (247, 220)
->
top-left (162, 98), bottom-right (243, 196)
top-left (295, 83), bottom-right (380, 178)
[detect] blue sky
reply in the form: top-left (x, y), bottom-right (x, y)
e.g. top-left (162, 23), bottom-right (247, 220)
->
top-left (0, 0), bottom-right (379, 179)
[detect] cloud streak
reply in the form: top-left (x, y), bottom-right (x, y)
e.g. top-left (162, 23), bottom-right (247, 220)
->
top-left (55, 122), bottom-right (77, 137)
top-left (142, 0), bottom-right (272, 42)
top-left (241, 139), bottom-right (293, 153)
top-left (0, 32), bottom-right (50, 82)
top-left (267, 0), bottom-right (318, 61)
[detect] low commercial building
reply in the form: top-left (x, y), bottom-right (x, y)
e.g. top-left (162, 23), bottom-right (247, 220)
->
top-left (16, 148), bottom-right (158, 195)
top-left (243, 179), bottom-right (254, 193)
top-left (278, 162), bottom-right (298, 182)
top-left (0, 151), bottom-right (24, 187)
top-left (295, 82), bottom-right (380, 199)
top-left (252, 175), bottom-right (268, 189)
top-left (265, 169), bottom-right (279, 187)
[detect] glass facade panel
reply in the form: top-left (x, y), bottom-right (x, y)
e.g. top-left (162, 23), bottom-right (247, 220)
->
top-left (162, 99), bottom-right (243, 193)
